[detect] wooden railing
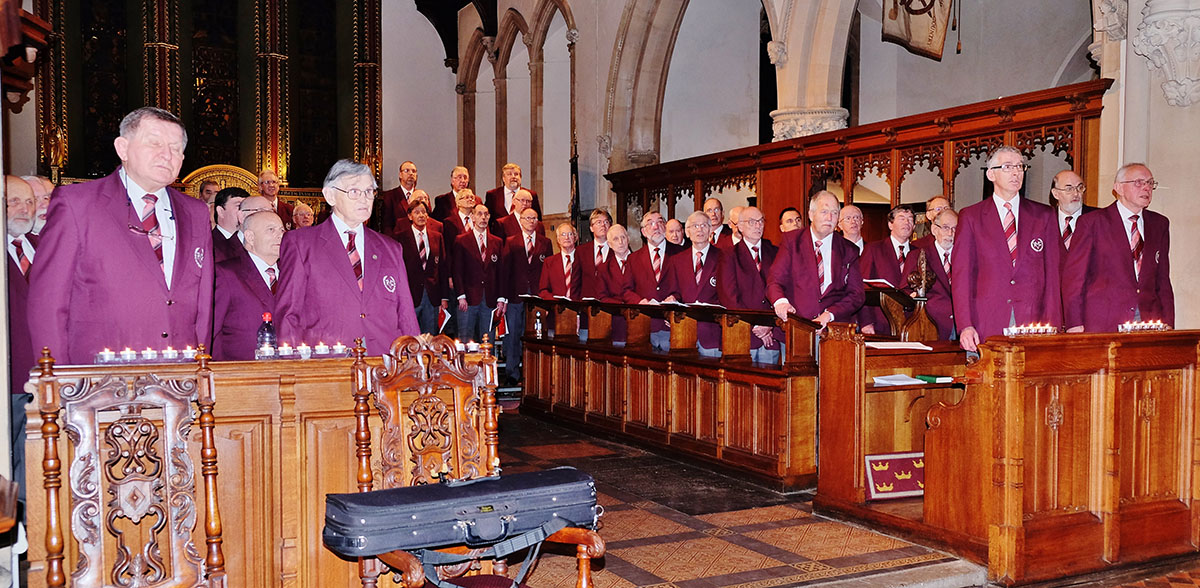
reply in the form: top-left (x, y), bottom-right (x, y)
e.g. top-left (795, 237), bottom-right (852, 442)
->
top-left (604, 79), bottom-right (1112, 244)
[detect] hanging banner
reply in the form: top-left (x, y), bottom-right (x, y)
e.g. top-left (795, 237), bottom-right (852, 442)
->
top-left (882, 0), bottom-right (954, 60)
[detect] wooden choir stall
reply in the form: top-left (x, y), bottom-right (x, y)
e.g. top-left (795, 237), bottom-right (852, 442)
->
top-left (816, 324), bottom-right (1200, 585)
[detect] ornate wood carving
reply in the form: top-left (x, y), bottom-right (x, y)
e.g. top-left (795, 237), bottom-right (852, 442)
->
top-left (191, 0), bottom-right (240, 168)
top-left (1014, 124), bottom-right (1075, 167)
top-left (953, 135), bottom-right (1005, 172)
top-left (809, 159), bottom-right (844, 186)
top-left (141, 0), bottom-right (180, 114)
top-left (351, 0), bottom-right (383, 177)
top-left (899, 143), bottom-right (943, 179)
top-left (853, 151), bottom-right (891, 183)
top-left (703, 171), bottom-right (756, 196)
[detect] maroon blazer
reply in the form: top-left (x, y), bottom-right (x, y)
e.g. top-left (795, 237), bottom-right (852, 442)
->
top-left (8, 235), bottom-right (37, 393)
top-left (29, 169), bottom-right (214, 364)
top-left (212, 252), bottom-right (275, 361)
top-left (213, 226), bottom-right (244, 263)
top-left (538, 251), bottom-right (583, 299)
top-left (766, 230), bottom-right (864, 323)
top-left (373, 187), bottom-right (410, 237)
top-left (903, 242), bottom-right (955, 341)
top-left (859, 238), bottom-right (912, 334)
top-left (598, 255), bottom-right (641, 304)
top-left (484, 187), bottom-right (542, 224)
top-left (492, 214), bottom-right (544, 242)
top-left (433, 191), bottom-right (480, 223)
top-left (717, 239), bottom-right (778, 310)
top-left (452, 230), bottom-right (505, 307)
top-left (1062, 203), bottom-right (1173, 332)
top-left (394, 215), bottom-right (443, 239)
top-left (274, 198), bottom-right (295, 230)
top-left (442, 210), bottom-right (472, 255)
top-left (396, 226), bottom-right (449, 306)
top-left (660, 246), bottom-right (724, 349)
top-left (578, 240), bottom-right (611, 299)
top-left (503, 232), bottom-right (553, 299)
top-left (710, 225), bottom-right (734, 248)
top-left (628, 241), bottom-right (687, 302)
top-left (275, 219), bottom-right (419, 355)
top-left (951, 198), bottom-right (1062, 342)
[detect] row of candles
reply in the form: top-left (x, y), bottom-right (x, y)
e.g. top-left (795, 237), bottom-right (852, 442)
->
top-left (256, 342), bottom-right (348, 359)
top-left (98, 346), bottom-right (200, 362)
top-left (97, 339), bottom-right (489, 363)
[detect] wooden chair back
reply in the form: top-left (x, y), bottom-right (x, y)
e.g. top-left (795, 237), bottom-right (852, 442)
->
top-left (37, 349), bottom-right (226, 588)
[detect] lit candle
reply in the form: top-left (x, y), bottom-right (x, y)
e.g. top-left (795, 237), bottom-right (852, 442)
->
top-left (332, 342), bottom-right (347, 354)
top-left (182, 346), bottom-right (197, 360)
top-left (141, 348), bottom-right (158, 360)
top-left (455, 340), bottom-right (465, 352)
top-left (120, 348), bottom-right (137, 361)
top-left (297, 343), bottom-right (312, 359)
top-left (278, 342), bottom-right (294, 357)
top-left (98, 348), bottom-right (116, 362)
top-left (467, 341), bottom-right (480, 352)
top-left (314, 341), bottom-right (330, 355)
top-left (259, 344), bottom-right (275, 357)
top-left (162, 346), bottom-right (179, 360)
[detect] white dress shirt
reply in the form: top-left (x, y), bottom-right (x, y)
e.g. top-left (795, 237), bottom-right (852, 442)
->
top-left (121, 168), bottom-right (178, 288)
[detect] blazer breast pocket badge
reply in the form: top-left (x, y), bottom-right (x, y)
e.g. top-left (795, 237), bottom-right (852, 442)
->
top-left (383, 275), bottom-right (397, 293)
top-left (709, 276), bottom-right (717, 287)
top-left (1030, 238), bottom-right (1044, 253)
top-left (194, 247), bottom-right (204, 269)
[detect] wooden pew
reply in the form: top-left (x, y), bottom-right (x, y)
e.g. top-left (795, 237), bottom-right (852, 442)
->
top-left (814, 325), bottom-right (1200, 585)
top-left (521, 298), bottom-right (820, 489)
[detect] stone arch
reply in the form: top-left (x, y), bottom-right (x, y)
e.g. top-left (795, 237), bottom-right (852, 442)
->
top-left (457, 25), bottom-right (489, 184)
top-left (491, 9), bottom-right (532, 176)
top-left (527, 0), bottom-right (578, 199)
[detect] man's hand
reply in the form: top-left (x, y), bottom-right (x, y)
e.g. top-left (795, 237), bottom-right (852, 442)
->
top-left (440, 300), bottom-right (450, 310)
top-left (496, 301), bottom-right (507, 314)
top-left (663, 295), bottom-right (677, 303)
top-left (815, 311), bottom-right (834, 327)
top-left (959, 327), bottom-right (980, 352)
top-left (458, 299), bottom-right (468, 312)
top-left (773, 300), bottom-right (795, 321)
top-left (861, 324), bottom-right (876, 335)
top-left (752, 325), bottom-right (774, 347)
top-left (1066, 326), bottom-right (1084, 333)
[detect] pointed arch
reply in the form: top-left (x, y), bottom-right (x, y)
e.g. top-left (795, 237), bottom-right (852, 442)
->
top-left (528, 0), bottom-right (577, 200)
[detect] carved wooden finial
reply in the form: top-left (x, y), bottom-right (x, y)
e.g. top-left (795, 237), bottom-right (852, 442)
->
top-left (353, 338), bottom-right (366, 361)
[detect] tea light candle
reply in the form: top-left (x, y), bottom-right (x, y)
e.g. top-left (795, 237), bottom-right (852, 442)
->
top-left (332, 342), bottom-right (347, 354)
top-left (467, 341), bottom-right (480, 352)
top-left (297, 343), bottom-right (312, 359)
top-left (278, 342), bottom-right (294, 356)
top-left (120, 348), bottom-right (137, 361)
top-left (259, 344), bottom-right (275, 357)
top-left (98, 348), bottom-right (116, 362)
top-left (161, 346), bottom-right (179, 360)
top-left (314, 342), bottom-right (330, 355)
top-left (455, 340), bottom-right (465, 352)
top-left (182, 346), bottom-right (197, 360)
top-left (141, 348), bottom-right (158, 360)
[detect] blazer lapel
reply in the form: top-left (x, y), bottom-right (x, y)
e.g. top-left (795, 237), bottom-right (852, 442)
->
top-left (102, 173), bottom-right (168, 292)
top-left (240, 255), bottom-right (275, 309)
top-left (1105, 205), bottom-right (1138, 285)
top-left (322, 221), bottom-right (362, 293)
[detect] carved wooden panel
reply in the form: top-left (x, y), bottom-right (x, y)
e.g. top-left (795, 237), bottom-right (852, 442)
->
top-left (674, 375), bottom-right (696, 436)
top-left (651, 370), bottom-right (670, 430)
top-left (1014, 124), bottom-right (1075, 167)
top-left (570, 354), bottom-right (588, 409)
top-left (553, 354), bottom-right (571, 406)
top-left (754, 383), bottom-right (784, 459)
top-left (899, 143), bottom-right (943, 179)
top-left (1117, 371), bottom-right (1184, 506)
top-left (853, 151), bottom-right (891, 183)
top-left (628, 366), bottom-right (649, 426)
top-left (697, 376), bottom-right (718, 442)
top-left (1022, 376), bottom-right (1094, 519)
top-left (726, 381), bottom-right (755, 452)
top-left (586, 358), bottom-right (605, 413)
top-left (303, 417), bottom-right (361, 587)
top-left (605, 362), bottom-right (624, 418)
top-left (953, 135), bottom-right (1005, 172)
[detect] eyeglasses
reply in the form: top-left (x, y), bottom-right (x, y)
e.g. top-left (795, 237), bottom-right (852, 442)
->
top-left (686, 223), bottom-right (708, 230)
top-left (989, 163), bottom-right (1030, 173)
top-left (840, 217), bottom-right (863, 224)
top-left (331, 186), bottom-right (377, 200)
top-left (1053, 183), bottom-right (1086, 193)
top-left (239, 206), bottom-right (270, 214)
top-left (1118, 178), bottom-right (1158, 190)
top-left (739, 218), bottom-right (765, 226)
top-left (933, 223), bottom-right (958, 232)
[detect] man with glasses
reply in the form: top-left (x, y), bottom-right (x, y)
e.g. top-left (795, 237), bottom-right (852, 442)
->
top-left (661, 211), bottom-right (725, 357)
top-left (1062, 163), bottom-right (1173, 333)
top-left (493, 188), bottom-right (543, 240)
top-left (913, 196), bottom-right (950, 247)
top-left (259, 169), bottom-right (294, 229)
top-left (629, 211), bottom-right (685, 350)
top-left (859, 205), bottom-right (917, 335)
top-left (30, 107), bottom-right (215, 364)
top-left (1049, 169), bottom-right (1096, 252)
top-left (904, 208), bottom-right (958, 341)
top-left (951, 146), bottom-right (1061, 352)
top-left (275, 159), bottom-right (419, 354)
top-left (486, 162), bottom-right (542, 222)
top-left (501, 206), bottom-right (552, 382)
top-left (837, 204), bottom-right (865, 251)
top-left (718, 206), bottom-right (781, 363)
top-left (433, 166), bottom-right (475, 222)
top-left (767, 191), bottom-right (863, 328)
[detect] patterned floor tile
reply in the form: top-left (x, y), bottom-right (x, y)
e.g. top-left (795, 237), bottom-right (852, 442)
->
top-left (612, 537), bottom-right (787, 581)
top-left (597, 507), bottom-right (699, 542)
top-left (697, 504), bottom-right (812, 529)
top-left (745, 521), bottom-right (911, 562)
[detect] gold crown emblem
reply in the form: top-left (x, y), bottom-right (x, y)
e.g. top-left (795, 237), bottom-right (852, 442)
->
top-left (917, 480), bottom-right (924, 489)
top-left (894, 471), bottom-right (912, 480)
top-left (912, 459), bottom-right (924, 468)
top-left (874, 482), bottom-right (894, 492)
top-left (871, 461), bottom-right (890, 471)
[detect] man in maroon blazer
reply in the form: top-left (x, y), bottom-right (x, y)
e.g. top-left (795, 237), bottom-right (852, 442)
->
top-left (502, 207), bottom-right (552, 382)
top-left (374, 160), bottom-right (417, 237)
top-left (213, 211), bottom-right (283, 360)
top-left (452, 204), bottom-right (505, 343)
top-left (432, 166), bottom-right (473, 222)
top-left (903, 208), bottom-right (958, 341)
top-left (912, 196), bottom-right (949, 249)
top-left (1050, 169), bottom-right (1098, 253)
top-left (702, 198), bottom-right (735, 248)
top-left (1063, 163), bottom-right (1173, 333)
top-left (485, 163), bottom-right (542, 224)
top-left (260, 169), bottom-right (294, 229)
top-left (717, 206), bottom-right (781, 363)
top-left (213, 187), bottom-right (248, 263)
top-left (396, 200), bottom-right (449, 335)
top-left (628, 211), bottom-right (686, 350)
top-left (393, 189), bottom-right (444, 237)
top-left (579, 209), bottom-right (612, 299)
top-left (596, 225), bottom-right (641, 346)
top-left (493, 188), bottom-right (544, 240)
top-left (951, 146), bottom-right (1062, 351)
top-left (837, 204), bottom-right (865, 252)
top-left (859, 205), bottom-right (916, 335)
top-left (539, 223), bottom-right (582, 299)
top-left (442, 187), bottom-right (479, 255)
top-left (29, 107), bottom-right (214, 364)
top-left (660, 211), bottom-right (724, 356)
top-left (768, 191), bottom-right (864, 327)
top-left (275, 159), bottom-right (419, 354)
top-left (6, 176), bottom-right (38, 494)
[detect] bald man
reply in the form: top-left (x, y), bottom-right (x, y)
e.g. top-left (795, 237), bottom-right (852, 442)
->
top-left (1050, 169), bottom-right (1096, 252)
top-left (213, 211), bottom-right (284, 360)
top-left (768, 191), bottom-right (864, 328)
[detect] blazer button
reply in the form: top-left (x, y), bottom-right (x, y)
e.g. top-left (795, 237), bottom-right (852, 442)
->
top-left (1010, 280), bottom-right (1016, 285)
top-left (166, 299), bottom-right (174, 306)
top-left (161, 332), bottom-right (169, 338)
top-left (360, 313), bottom-right (367, 318)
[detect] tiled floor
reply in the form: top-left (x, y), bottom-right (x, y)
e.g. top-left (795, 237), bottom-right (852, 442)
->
top-left (494, 411), bottom-right (964, 588)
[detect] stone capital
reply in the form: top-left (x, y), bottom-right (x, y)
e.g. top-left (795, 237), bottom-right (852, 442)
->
top-left (1133, 2), bottom-right (1200, 106)
top-left (769, 106), bottom-right (849, 141)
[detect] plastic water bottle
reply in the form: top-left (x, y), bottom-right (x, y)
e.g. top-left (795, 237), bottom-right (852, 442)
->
top-left (257, 312), bottom-right (277, 350)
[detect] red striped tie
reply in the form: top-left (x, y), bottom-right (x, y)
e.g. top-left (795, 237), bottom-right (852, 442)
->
top-left (897, 244), bottom-right (906, 273)
top-left (1003, 202), bottom-right (1016, 265)
top-left (417, 230), bottom-right (428, 270)
top-left (752, 245), bottom-right (760, 272)
top-left (141, 194), bottom-right (164, 267)
top-left (942, 252), bottom-right (951, 280)
top-left (1130, 214), bottom-right (1143, 278)
top-left (815, 240), bottom-right (825, 293)
top-left (563, 253), bottom-right (573, 296)
top-left (652, 247), bottom-right (662, 283)
top-left (12, 238), bottom-right (30, 279)
top-left (694, 251), bottom-right (703, 285)
top-left (1062, 216), bottom-right (1074, 249)
top-left (266, 267), bottom-right (277, 294)
top-left (346, 231), bottom-right (362, 290)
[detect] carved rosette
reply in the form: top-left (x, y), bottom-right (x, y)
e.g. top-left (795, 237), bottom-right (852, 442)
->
top-left (770, 106), bottom-right (849, 141)
top-left (1133, 2), bottom-right (1200, 107)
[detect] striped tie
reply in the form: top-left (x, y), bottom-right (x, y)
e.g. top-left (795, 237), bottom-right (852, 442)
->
top-left (417, 231), bottom-right (427, 270)
top-left (897, 244), bottom-right (906, 273)
top-left (1002, 202), bottom-right (1017, 265)
top-left (266, 267), bottom-right (277, 294)
top-left (346, 230), bottom-right (363, 290)
top-left (12, 238), bottom-right (30, 279)
top-left (141, 194), bottom-right (164, 267)
top-left (1130, 214), bottom-right (1143, 278)
top-left (694, 251), bottom-right (703, 285)
top-left (752, 245), bottom-right (760, 272)
top-left (652, 248), bottom-right (662, 283)
top-left (563, 253), bottom-right (573, 296)
top-left (942, 251), bottom-right (951, 280)
top-left (1062, 216), bottom-right (1074, 249)
top-left (479, 234), bottom-right (487, 262)
top-left (526, 235), bottom-right (534, 264)
top-left (595, 246), bottom-right (603, 268)
top-left (814, 241), bottom-right (825, 293)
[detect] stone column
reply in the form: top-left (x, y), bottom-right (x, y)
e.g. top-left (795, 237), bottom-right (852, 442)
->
top-left (352, 0), bottom-right (384, 178)
top-left (255, 0), bottom-right (289, 179)
top-left (142, 0), bottom-right (181, 114)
